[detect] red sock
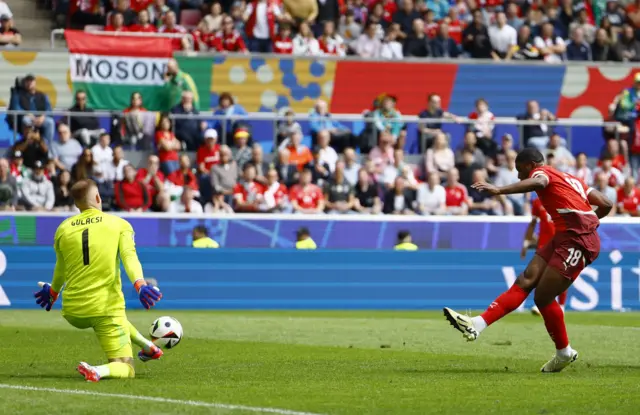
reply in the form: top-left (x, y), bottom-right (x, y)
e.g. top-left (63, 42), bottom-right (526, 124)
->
top-left (539, 301), bottom-right (569, 349)
top-left (557, 290), bottom-right (568, 306)
top-left (480, 284), bottom-right (529, 326)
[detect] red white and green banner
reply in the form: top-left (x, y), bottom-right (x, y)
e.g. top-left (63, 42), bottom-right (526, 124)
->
top-left (65, 30), bottom-right (173, 110)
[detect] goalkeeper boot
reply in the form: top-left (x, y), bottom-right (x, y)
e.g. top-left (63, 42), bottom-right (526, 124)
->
top-left (443, 307), bottom-right (479, 341)
top-left (138, 345), bottom-right (163, 363)
top-left (77, 362), bottom-right (101, 383)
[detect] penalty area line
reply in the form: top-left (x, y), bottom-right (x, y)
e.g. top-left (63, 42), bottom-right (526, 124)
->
top-left (0, 384), bottom-right (326, 415)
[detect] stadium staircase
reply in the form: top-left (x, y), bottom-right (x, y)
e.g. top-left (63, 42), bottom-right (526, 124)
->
top-left (14, 0), bottom-right (53, 49)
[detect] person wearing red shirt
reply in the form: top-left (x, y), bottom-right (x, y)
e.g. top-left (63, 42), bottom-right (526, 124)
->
top-left (424, 9), bottom-right (439, 38)
top-left (617, 177), bottom-right (640, 216)
top-left (272, 24), bottom-right (294, 54)
top-left (444, 168), bottom-right (470, 215)
top-left (128, 10), bottom-right (157, 33)
top-left (318, 21), bottom-right (346, 56)
top-left (212, 16), bottom-right (248, 53)
top-left (261, 167), bottom-right (290, 212)
top-left (135, 154), bottom-right (166, 203)
top-left (104, 12), bottom-right (128, 32)
top-left (155, 114), bottom-right (181, 176)
top-left (289, 167), bottom-right (325, 214)
top-left (233, 163), bottom-right (266, 212)
top-left (130, 0), bottom-right (153, 12)
top-left (597, 139), bottom-right (627, 172)
top-left (168, 154), bottom-right (199, 195)
top-left (115, 164), bottom-right (152, 212)
top-left (444, 10), bottom-right (465, 44)
top-left (197, 129), bottom-right (221, 174)
top-left (190, 21), bottom-right (215, 51)
top-left (158, 11), bottom-right (189, 50)
top-left (243, 0), bottom-right (283, 52)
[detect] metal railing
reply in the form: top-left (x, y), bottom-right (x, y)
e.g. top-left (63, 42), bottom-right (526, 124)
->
top-left (0, 109), bottom-right (622, 150)
top-left (50, 28), bottom-right (190, 49)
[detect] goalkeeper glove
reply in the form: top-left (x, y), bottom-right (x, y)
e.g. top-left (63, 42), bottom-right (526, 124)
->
top-left (134, 279), bottom-right (162, 309)
top-left (34, 282), bottom-right (59, 312)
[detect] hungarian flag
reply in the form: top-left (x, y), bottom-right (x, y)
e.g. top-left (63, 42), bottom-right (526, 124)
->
top-left (65, 30), bottom-right (173, 111)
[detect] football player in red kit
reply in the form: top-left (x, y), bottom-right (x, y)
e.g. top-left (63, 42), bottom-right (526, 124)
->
top-left (522, 197), bottom-right (568, 315)
top-left (444, 148), bottom-right (613, 373)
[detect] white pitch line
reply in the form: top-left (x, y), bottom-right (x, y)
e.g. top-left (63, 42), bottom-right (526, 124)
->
top-left (0, 384), bottom-right (326, 415)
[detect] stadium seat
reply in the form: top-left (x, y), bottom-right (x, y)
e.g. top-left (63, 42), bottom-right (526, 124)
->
top-left (180, 10), bottom-right (202, 30)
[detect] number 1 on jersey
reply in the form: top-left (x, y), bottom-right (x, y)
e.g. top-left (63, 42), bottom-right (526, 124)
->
top-left (82, 229), bottom-right (90, 266)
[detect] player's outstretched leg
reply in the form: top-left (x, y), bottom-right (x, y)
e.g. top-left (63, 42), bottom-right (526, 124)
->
top-left (534, 268), bottom-right (577, 373)
top-left (557, 290), bottom-right (568, 313)
top-left (77, 361), bottom-right (135, 382)
top-left (444, 256), bottom-right (546, 341)
top-left (129, 321), bottom-right (163, 362)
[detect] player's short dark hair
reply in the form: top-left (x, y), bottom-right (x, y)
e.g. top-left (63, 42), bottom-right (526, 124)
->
top-left (193, 225), bottom-right (208, 236)
top-left (296, 227), bottom-right (310, 238)
top-left (397, 230), bottom-right (411, 242)
top-left (70, 179), bottom-right (97, 203)
top-left (515, 148), bottom-right (544, 165)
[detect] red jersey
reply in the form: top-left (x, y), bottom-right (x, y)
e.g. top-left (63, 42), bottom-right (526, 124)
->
top-left (318, 36), bottom-right (344, 55)
top-left (135, 168), bottom-right (165, 198)
top-left (130, 0), bottom-right (153, 12)
top-left (447, 20), bottom-right (464, 44)
top-left (273, 35), bottom-right (293, 54)
top-left (268, 183), bottom-right (289, 206)
top-left (445, 183), bottom-right (469, 207)
top-left (128, 24), bottom-right (157, 33)
top-left (197, 144), bottom-right (221, 171)
top-left (531, 197), bottom-right (555, 248)
top-left (115, 180), bottom-right (152, 211)
top-left (597, 154), bottom-right (626, 172)
top-left (289, 184), bottom-right (324, 209)
top-left (425, 22), bottom-right (439, 38)
top-left (191, 30), bottom-right (216, 51)
top-left (167, 169), bottom-right (199, 192)
top-left (233, 181), bottom-right (266, 211)
top-left (617, 186), bottom-right (640, 214)
top-left (212, 31), bottom-right (248, 52)
top-left (530, 166), bottom-right (598, 234)
top-left (155, 131), bottom-right (180, 163)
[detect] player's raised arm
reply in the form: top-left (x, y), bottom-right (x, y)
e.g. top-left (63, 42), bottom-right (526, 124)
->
top-left (118, 220), bottom-right (162, 309)
top-left (521, 216), bottom-right (538, 259)
top-left (473, 148), bottom-right (549, 196)
top-left (34, 233), bottom-right (64, 311)
top-left (587, 187), bottom-right (614, 219)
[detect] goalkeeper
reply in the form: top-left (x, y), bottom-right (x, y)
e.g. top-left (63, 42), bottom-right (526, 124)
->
top-left (34, 179), bottom-right (164, 382)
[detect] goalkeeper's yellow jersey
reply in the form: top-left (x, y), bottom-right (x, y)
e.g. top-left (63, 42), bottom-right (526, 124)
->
top-left (51, 208), bottom-right (144, 317)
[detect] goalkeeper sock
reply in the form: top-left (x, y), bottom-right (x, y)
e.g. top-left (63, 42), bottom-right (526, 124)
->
top-left (129, 321), bottom-right (155, 353)
top-left (94, 362), bottom-right (135, 379)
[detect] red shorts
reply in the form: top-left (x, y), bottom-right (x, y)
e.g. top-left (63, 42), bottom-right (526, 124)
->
top-left (536, 230), bottom-right (600, 281)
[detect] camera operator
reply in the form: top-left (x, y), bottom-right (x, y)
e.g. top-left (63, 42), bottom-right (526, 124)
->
top-left (9, 75), bottom-right (55, 145)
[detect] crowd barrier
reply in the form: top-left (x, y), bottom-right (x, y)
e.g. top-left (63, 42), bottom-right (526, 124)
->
top-left (0, 247), bottom-right (637, 311)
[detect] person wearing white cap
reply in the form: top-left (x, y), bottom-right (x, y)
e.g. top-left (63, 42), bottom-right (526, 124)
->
top-left (197, 129), bottom-right (221, 176)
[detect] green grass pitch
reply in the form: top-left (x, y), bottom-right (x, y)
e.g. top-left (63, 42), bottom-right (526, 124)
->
top-left (1, 310), bottom-right (640, 414)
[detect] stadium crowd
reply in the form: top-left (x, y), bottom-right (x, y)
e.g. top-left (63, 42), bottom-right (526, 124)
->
top-left (0, 1), bottom-right (21, 49)
top-left (52, 0), bottom-right (640, 61)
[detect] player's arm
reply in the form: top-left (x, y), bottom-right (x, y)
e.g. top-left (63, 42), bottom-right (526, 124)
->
top-left (587, 187), bottom-right (613, 219)
top-left (119, 220), bottom-right (162, 309)
top-left (35, 235), bottom-right (64, 311)
top-left (520, 216), bottom-right (538, 259)
top-left (472, 175), bottom-right (548, 196)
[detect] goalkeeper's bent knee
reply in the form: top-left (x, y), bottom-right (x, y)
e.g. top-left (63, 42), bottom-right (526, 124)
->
top-left (96, 362), bottom-right (135, 379)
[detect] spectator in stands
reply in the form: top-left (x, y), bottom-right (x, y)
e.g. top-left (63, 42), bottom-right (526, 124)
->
top-left (149, 0), bottom-right (170, 27)
top-left (373, 95), bottom-right (404, 145)
top-left (292, 21), bottom-right (321, 55)
top-left (603, 139), bottom-right (629, 173)
top-left (102, 145), bottom-right (129, 183)
top-left (204, 193), bottom-right (234, 213)
top-left (13, 128), bottom-right (48, 169)
top-left (468, 98), bottom-right (495, 152)
top-left (115, 164), bottom-right (151, 212)
top-left (456, 131), bottom-right (486, 167)
top-left (10, 76), bottom-right (55, 146)
top-left (518, 100), bottom-right (556, 149)
top-left (136, 154), bottom-right (166, 209)
top-left (512, 25), bottom-right (540, 61)
top-left (353, 167), bottom-right (382, 214)
top-left (444, 167), bottom-right (469, 215)
top-left (163, 59), bottom-right (199, 112)
top-left (243, 0), bottom-right (284, 53)
top-left (286, 130), bottom-right (313, 171)
top-left (468, 169), bottom-right (501, 215)
top-left (71, 148), bottom-right (98, 182)
top-left (69, 0), bottom-right (106, 28)
top-left (613, 24), bottom-right (640, 62)
top-left (169, 186), bottom-right (203, 214)
top-left (316, 130), bottom-right (339, 173)
top-left (0, 15), bottom-right (21, 48)
top-left (383, 176), bottom-right (415, 215)
top-left (488, 12), bottom-right (516, 61)
top-left (105, 12), bottom-right (128, 32)
top-left (319, 21), bottom-right (346, 56)
top-left (275, 148), bottom-right (298, 188)
top-left (593, 171), bottom-right (618, 216)
top-left (570, 8), bottom-right (596, 43)
top-left (416, 171), bottom-right (446, 215)
top-left (534, 22), bottom-right (566, 63)
top-left (606, 1), bottom-right (625, 32)
top-left (290, 167), bottom-right (325, 214)
top-left (114, 0), bottom-right (137, 25)
top-left (53, 170), bottom-right (74, 212)
top-left (167, 154), bottom-right (199, 195)
top-left (325, 161), bottom-right (355, 214)
top-left (456, 148), bottom-right (482, 189)
top-left (259, 168), bottom-right (290, 213)
top-left (50, 123), bottom-right (83, 173)
top-left (380, 25), bottom-right (404, 59)
top-left (383, 149), bottom-right (416, 189)
top-left (339, 10), bottom-right (362, 51)
top-left (155, 114), bottom-right (181, 175)
top-left (10, 150), bottom-right (26, 181)
top-left (159, 10), bottom-right (185, 33)
top-left (306, 147), bottom-right (331, 187)
top-left (355, 20), bottom-right (382, 58)
top-left (122, 92), bottom-right (152, 149)
top-left (505, 3), bottom-right (523, 31)
top-left (392, 0), bottom-right (420, 38)
top-left (0, 158), bottom-right (17, 210)
top-left (573, 152), bottom-right (593, 185)
top-left (0, 1), bottom-right (11, 19)
top-left (403, 19), bottom-right (430, 57)
top-left (430, 23), bottom-right (459, 58)
top-left (418, 94), bottom-right (458, 150)
top-left (19, 161), bottom-right (54, 211)
top-left (213, 92), bottom-right (248, 141)
top-left (232, 128), bottom-right (252, 170)
top-left (250, 144), bottom-right (269, 185)
top-left (68, 90), bottom-right (103, 147)
top-left (309, 100), bottom-right (353, 152)
top-left (129, 10), bottom-right (156, 33)
top-left (369, 130), bottom-right (395, 176)
top-left (214, 15), bottom-right (248, 53)
top-left (343, 148), bottom-right (360, 186)
top-left (565, 27), bottom-right (592, 61)
top-left (592, 28), bottom-right (614, 62)
top-left (197, 129), bottom-right (221, 175)
top-left (316, 0), bottom-right (342, 28)
top-left (547, 133), bottom-right (575, 172)
top-left (595, 153), bottom-right (625, 188)
top-left (203, 2), bottom-right (223, 32)
top-left (424, 132), bottom-right (454, 182)
top-left (211, 145), bottom-right (238, 202)
top-left (617, 177), bottom-right (640, 216)
top-left (463, 9), bottom-right (492, 59)
top-left (171, 92), bottom-right (205, 150)
top-left (494, 150), bottom-right (527, 215)
top-left (276, 108), bottom-right (301, 146)
top-left (273, 24), bottom-right (294, 54)
top-left (233, 163), bottom-right (265, 213)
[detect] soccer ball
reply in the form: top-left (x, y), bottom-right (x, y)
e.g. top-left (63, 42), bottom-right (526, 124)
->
top-left (149, 316), bottom-right (183, 349)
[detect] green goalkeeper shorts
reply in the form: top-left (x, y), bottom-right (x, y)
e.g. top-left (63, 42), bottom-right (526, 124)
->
top-left (64, 315), bottom-right (132, 360)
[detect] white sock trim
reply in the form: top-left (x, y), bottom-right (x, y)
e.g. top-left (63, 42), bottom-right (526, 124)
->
top-left (471, 316), bottom-right (488, 332)
top-left (557, 345), bottom-right (573, 358)
top-left (94, 364), bottom-right (110, 378)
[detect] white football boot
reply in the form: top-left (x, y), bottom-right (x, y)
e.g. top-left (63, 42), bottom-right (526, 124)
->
top-left (443, 307), bottom-right (479, 341)
top-left (541, 350), bottom-right (579, 373)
